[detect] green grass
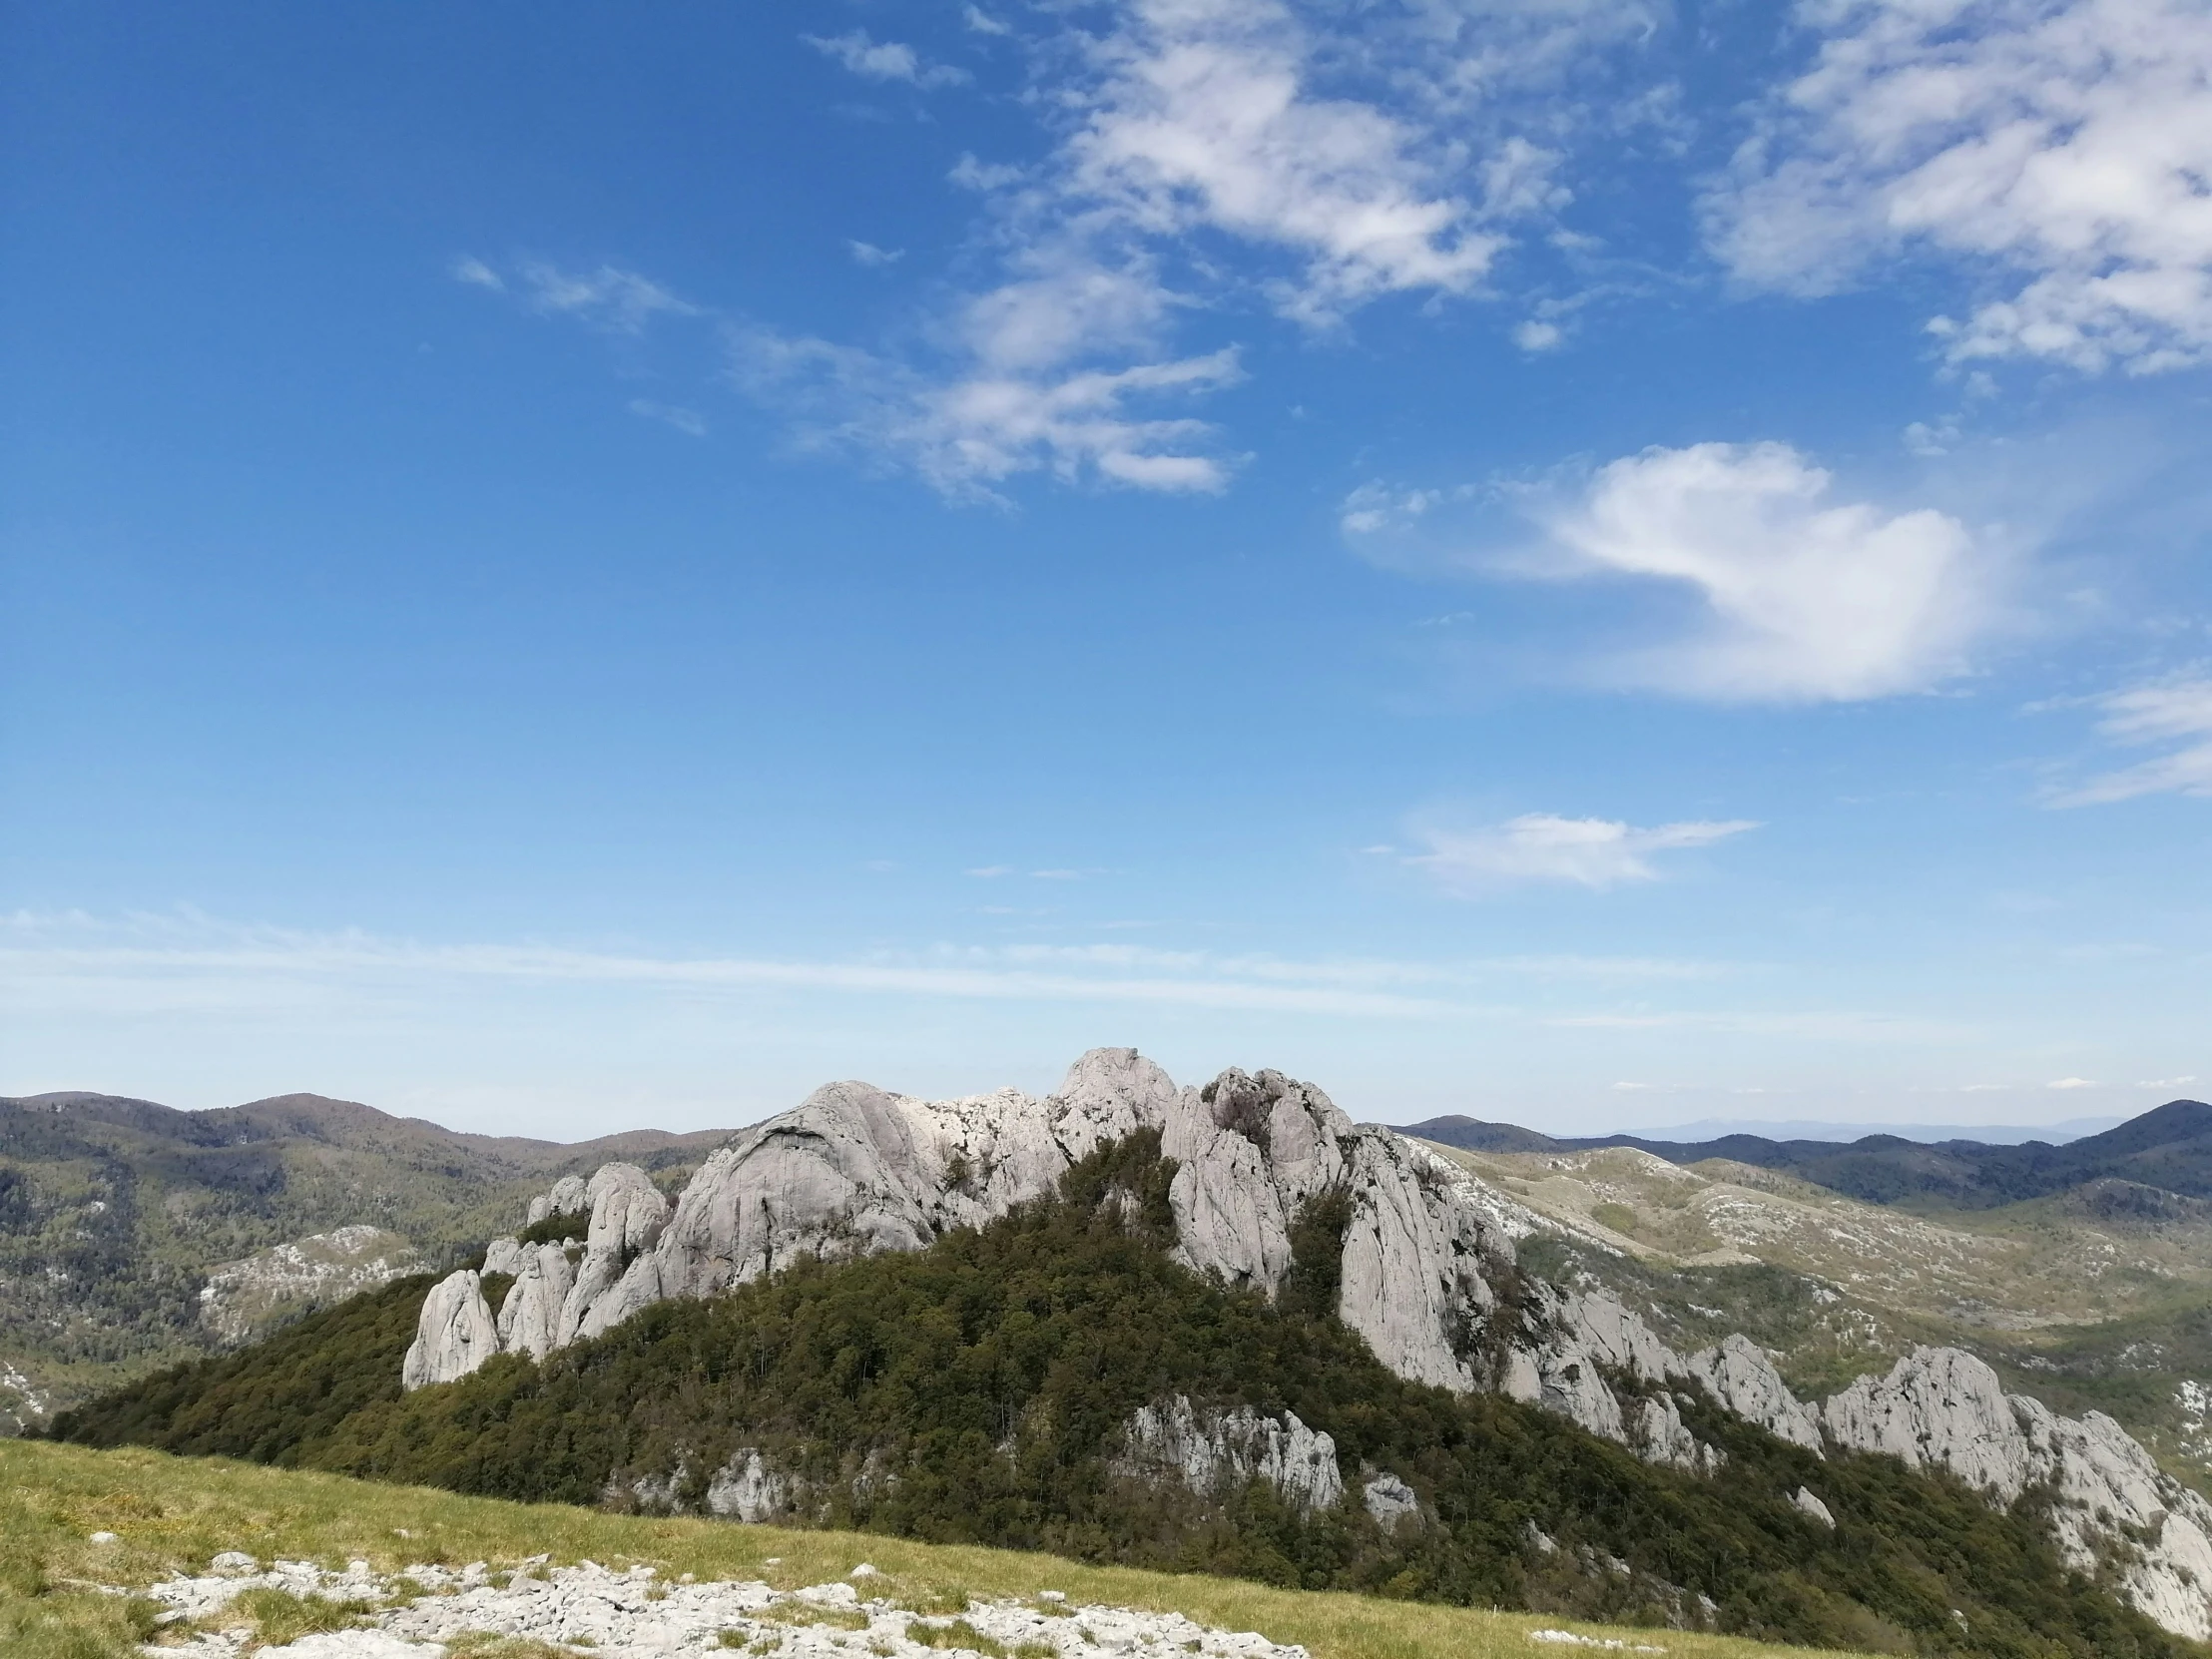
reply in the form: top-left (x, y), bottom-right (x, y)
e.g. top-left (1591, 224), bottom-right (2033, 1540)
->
top-left (0, 1438), bottom-right (1870, 1659)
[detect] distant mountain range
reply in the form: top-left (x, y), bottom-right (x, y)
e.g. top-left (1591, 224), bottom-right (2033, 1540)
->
top-left (1594, 1116), bottom-right (2123, 1146)
top-left (1395, 1097), bottom-right (2212, 1209)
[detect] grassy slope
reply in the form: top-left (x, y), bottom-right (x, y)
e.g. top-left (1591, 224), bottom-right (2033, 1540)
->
top-left (0, 1436), bottom-right (1864, 1659)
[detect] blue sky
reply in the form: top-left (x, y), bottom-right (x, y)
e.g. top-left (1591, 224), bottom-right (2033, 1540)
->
top-left (3, 0), bottom-right (2208, 1138)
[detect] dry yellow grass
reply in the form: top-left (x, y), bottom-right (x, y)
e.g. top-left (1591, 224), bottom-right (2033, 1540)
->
top-left (0, 1437), bottom-right (1870, 1659)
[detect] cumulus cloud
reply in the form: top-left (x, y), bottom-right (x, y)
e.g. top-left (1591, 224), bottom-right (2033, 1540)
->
top-left (1066, 0), bottom-right (1504, 325)
top-left (2049, 676), bottom-right (2212, 805)
top-left (1706, 0), bottom-right (2212, 371)
top-left (805, 29), bottom-right (970, 89)
top-left (1406, 813), bottom-right (1759, 892)
top-left (1528, 441), bottom-right (1992, 702)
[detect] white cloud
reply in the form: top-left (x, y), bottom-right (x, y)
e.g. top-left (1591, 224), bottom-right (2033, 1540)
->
top-left (2139, 1075), bottom-right (2199, 1088)
top-left (2047, 1076), bottom-right (2100, 1089)
top-left (2049, 676), bottom-right (2212, 805)
top-left (1066, 0), bottom-right (1504, 326)
top-left (1707, 0), bottom-right (2212, 372)
top-left (1513, 318), bottom-right (1564, 351)
top-left (1529, 441), bottom-right (1993, 702)
top-left (451, 256), bottom-right (504, 291)
top-left (485, 261), bottom-right (698, 333)
top-left (732, 326), bottom-right (1243, 499)
top-left (805, 29), bottom-right (970, 89)
top-left (848, 240), bottom-right (905, 268)
top-left (963, 5), bottom-right (1011, 37)
top-left (1405, 813), bottom-right (1759, 893)
top-left (746, 0), bottom-right (1593, 499)
top-left (627, 399), bottom-right (707, 437)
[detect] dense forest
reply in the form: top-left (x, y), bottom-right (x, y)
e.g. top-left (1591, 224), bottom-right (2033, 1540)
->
top-left (54, 1133), bottom-right (2196, 1658)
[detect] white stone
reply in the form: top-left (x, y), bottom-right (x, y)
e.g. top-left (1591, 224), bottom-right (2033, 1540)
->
top-left (1361, 1472), bottom-right (1418, 1529)
top-left (1120, 1395), bottom-right (1345, 1513)
top-left (399, 1271), bottom-right (500, 1390)
top-left (706, 1448), bottom-right (788, 1523)
top-left (1684, 1336), bottom-right (1822, 1454)
top-left (1792, 1487), bottom-right (1835, 1528)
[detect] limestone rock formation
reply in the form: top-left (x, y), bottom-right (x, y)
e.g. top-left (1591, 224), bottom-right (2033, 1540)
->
top-left (497, 1242), bottom-right (577, 1361)
top-left (394, 1047), bottom-right (2212, 1639)
top-left (1361, 1471), bottom-right (1419, 1529)
top-left (400, 1269), bottom-right (500, 1390)
top-left (1119, 1395), bottom-right (1345, 1513)
top-left (1824, 1346), bottom-right (2212, 1639)
top-left (707, 1448), bottom-right (789, 1522)
top-left (1683, 1335), bottom-right (1823, 1454)
top-left (1792, 1486), bottom-right (1835, 1528)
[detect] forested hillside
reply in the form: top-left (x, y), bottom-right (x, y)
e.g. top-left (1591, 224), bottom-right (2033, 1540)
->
top-left (0, 1089), bottom-right (727, 1423)
top-left (54, 1133), bottom-right (2192, 1659)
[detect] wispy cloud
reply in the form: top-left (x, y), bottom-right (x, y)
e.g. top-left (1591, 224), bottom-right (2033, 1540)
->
top-left (455, 258), bottom-right (700, 334)
top-left (627, 399), bottom-right (707, 436)
top-left (2048, 676), bottom-right (2212, 805)
top-left (805, 29), bottom-right (970, 90)
top-left (740, 0), bottom-right (1617, 500)
top-left (1705, 0), bottom-right (2212, 372)
top-left (847, 241), bottom-right (905, 268)
top-left (1403, 813), bottom-right (1758, 893)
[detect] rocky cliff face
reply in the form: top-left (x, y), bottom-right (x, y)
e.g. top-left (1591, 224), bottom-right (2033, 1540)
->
top-left (1822, 1345), bottom-right (2212, 1639)
top-left (397, 1047), bottom-right (2212, 1639)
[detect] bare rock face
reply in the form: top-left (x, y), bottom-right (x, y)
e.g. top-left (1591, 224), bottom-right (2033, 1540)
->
top-left (1361, 1471), bottom-right (1419, 1529)
top-left (497, 1242), bottom-right (577, 1361)
top-left (706, 1448), bottom-right (788, 1522)
top-left (1792, 1486), bottom-right (1836, 1528)
top-left (393, 1051), bottom-right (2212, 1639)
top-left (400, 1269), bottom-right (500, 1389)
top-left (1821, 1345), bottom-right (2212, 1639)
top-left (1685, 1335), bottom-right (1823, 1454)
top-left (1823, 1347), bottom-right (2031, 1500)
top-left (1119, 1395), bottom-right (1345, 1513)
top-left (527, 1175), bottom-right (590, 1228)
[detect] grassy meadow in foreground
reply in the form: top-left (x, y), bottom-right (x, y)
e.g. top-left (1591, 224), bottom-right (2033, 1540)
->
top-left (0, 1438), bottom-right (1869, 1659)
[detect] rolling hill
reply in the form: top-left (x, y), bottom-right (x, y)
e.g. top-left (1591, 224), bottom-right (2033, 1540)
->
top-left (1397, 1099), bottom-right (2212, 1211)
top-left (0, 1088), bottom-right (731, 1425)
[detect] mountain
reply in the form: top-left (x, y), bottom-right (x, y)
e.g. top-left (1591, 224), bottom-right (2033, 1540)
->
top-left (52, 1050), bottom-right (2212, 1655)
top-left (1397, 1099), bottom-right (2212, 1210)
top-left (0, 1088), bottom-right (731, 1426)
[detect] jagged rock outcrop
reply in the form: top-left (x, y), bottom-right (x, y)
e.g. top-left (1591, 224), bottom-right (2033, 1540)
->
top-left (496, 1242), bottom-right (577, 1361)
top-left (527, 1174), bottom-right (590, 1227)
top-left (1792, 1486), bottom-right (1835, 1528)
top-left (1361, 1471), bottom-right (1419, 1529)
top-left (1684, 1335), bottom-right (1823, 1454)
top-left (404, 1051), bottom-right (1703, 1472)
top-left (706, 1448), bottom-right (788, 1522)
top-left (396, 1047), bottom-right (2212, 1639)
top-left (1119, 1395), bottom-right (1345, 1513)
top-left (1824, 1346), bottom-right (2212, 1639)
top-left (400, 1269), bottom-right (500, 1390)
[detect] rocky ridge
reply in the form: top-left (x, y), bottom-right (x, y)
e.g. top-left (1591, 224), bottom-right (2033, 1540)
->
top-left (399, 1048), bottom-right (2212, 1639)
